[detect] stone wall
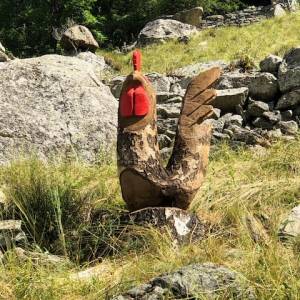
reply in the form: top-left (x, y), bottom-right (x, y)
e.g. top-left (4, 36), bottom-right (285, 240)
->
top-left (200, 6), bottom-right (272, 29)
top-left (109, 48), bottom-right (300, 154)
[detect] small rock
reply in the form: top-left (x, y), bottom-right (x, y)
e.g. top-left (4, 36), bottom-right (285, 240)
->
top-left (278, 121), bottom-right (299, 135)
top-left (252, 117), bottom-right (274, 130)
top-left (202, 119), bottom-right (224, 133)
top-left (146, 73), bottom-right (172, 93)
top-left (279, 205), bottom-right (300, 241)
top-left (210, 108), bottom-right (221, 120)
top-left (8, 247), bottom-right (69, 266)
top-left (61, 25), bottom-right (99, 52)
top-left (262, 111), bottom-right (281, 124)
top-left (228, 125), bottom-right (270, 146)
top-left (0, 51), bottom-right (10, 62)
top-left (0, 42), bottom-right (5, 53)
top-left (75, 51), bottom-right (111, 74)
top-left (271, 4), bottom-right (286, 17)
top-left (216, 71), bottom-right (259, 90)
top-left (158, 134), bottom-right (173, 149)
top-left (120, 207), bottom-right (209, 244)
top-left (157, 103), bottom-right (181, 118)
top-left (278, 47), bottom-right (300, 93)
top-left (211, 88), bottom-right (249, 113)
top-left (276, 89), bottom-right (300, 110)
top-left (224, 114), bottom-right (244, 127)
top-left (281, 110), bottom-right (293, 121)
top-left (247, 101), bottom-right (270, 117)
top-left (108, 76), bottom-right (126, 98)
top-left (249, 72), bottom-right (279, 101)
top-left (0, 220), bottom-right (27, 249)
top-left (265, 128), bottom-right (282, 140)
top-left (113, 263), bottom-right (256, 299)
top-left (259, 54), bottom-right (282, 75)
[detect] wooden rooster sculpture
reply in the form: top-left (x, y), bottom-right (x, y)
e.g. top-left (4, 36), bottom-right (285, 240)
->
top-left (117, 50), bottom-right (221, 211)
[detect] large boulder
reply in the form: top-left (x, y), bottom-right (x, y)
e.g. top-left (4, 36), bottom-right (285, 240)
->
top-left (137, 19), bottom-right (197, 46)
top-left (173, 7), bottom-right (204, 27)
top-left (278, 47), bottom-right (300, 93)
top-left (113, 263), bottom-right (256, 299)
top-left (0, 55), bottom-right (117, 163)
top-left (61, 25), bottom-right (99, 52)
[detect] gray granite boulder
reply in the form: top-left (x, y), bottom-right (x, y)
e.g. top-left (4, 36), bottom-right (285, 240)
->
top-left (173, 7), bottom-right (204, 27)
top-left (0, 54), bottom-right (117, 163)
top-left (61, 25), bottom-right (99, 52)
top-left (137, 19), bottom-right (197, 46)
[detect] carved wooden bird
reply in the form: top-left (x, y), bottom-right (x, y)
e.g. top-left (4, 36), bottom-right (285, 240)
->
top-left (117, 50), bottom-right (221, 211)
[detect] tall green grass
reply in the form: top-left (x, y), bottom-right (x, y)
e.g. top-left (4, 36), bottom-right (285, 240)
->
top-left (1, 141), bottom-right (300, 299)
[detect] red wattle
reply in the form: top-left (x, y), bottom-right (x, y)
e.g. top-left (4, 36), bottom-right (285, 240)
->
top-left (120, 83), bottom-right (149, 118)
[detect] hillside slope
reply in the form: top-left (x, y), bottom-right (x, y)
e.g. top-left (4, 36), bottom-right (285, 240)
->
top-left (100, 11), bottom-right (300, 74)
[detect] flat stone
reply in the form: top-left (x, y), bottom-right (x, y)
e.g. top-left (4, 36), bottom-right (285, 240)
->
top-left (216, 71), bottom-right (259, 90)
top-left (113, 263), bottom-right (256, 299)
top-left (8, 247), bottom-right (69, 266)
top-left (211, 88), bottom-right (248, 113)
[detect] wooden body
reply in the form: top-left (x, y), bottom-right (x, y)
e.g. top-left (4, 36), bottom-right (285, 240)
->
top-left (117, 68), bottom-right (221, 211)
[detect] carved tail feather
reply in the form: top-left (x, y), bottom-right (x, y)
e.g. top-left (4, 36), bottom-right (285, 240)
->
top-left (165, 67), bottom-right (222, 209)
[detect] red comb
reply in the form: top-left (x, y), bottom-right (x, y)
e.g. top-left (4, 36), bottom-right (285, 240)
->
top-left (133, 50), bottom-right (142, 71)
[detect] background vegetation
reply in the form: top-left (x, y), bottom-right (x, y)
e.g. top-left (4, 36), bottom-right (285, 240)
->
top-left (0, 0), bottom-right (264, 57)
